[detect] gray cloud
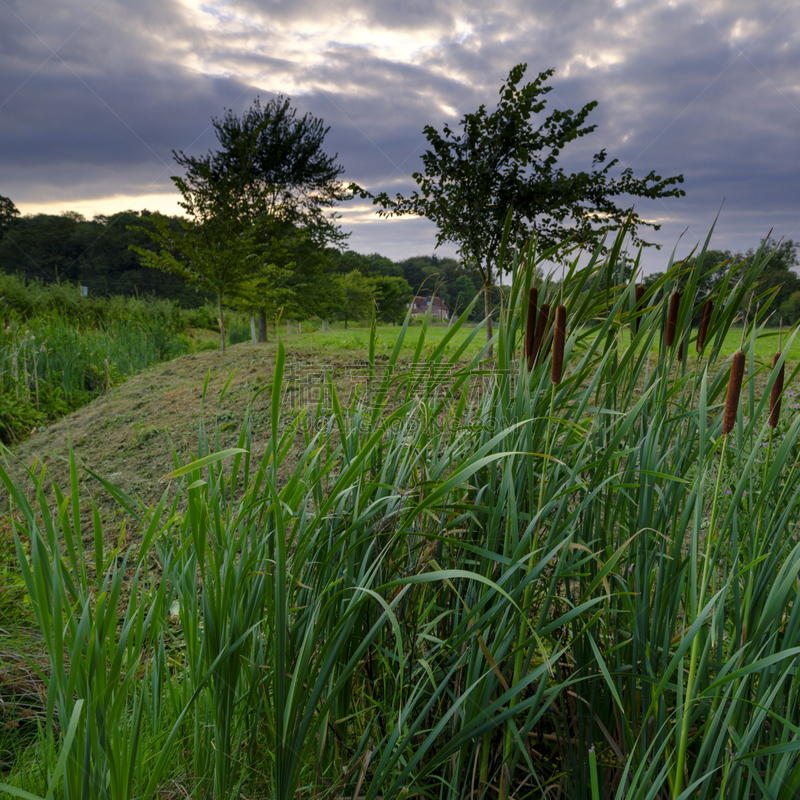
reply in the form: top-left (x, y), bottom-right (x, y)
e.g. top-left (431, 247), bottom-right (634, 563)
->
top-left (1, 0), bottom-right (798, 270)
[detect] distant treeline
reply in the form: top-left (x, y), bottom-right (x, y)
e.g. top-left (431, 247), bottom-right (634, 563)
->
top-left (0, 207), bottom-right (484, 320)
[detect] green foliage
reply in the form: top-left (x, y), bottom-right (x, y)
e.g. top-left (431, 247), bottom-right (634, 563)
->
top-left (179, 95), bottom-right (352, 244)
top-left (4, 226), bottom-right (800, 800)
top-left (163, 95), bottom-right (356, 338)
top-left (332, 269), bottom-right (373, 328)
top-left (0, 519), bottom-right (31, 624)
top-left (369, 64), bottom-right (684, 264)
top-left (0, 208), bottom-right (204, 305)
top-left (780, 289), bottom-right (800, 324)
top-left (0, 272), bottom-right (187, 326)
top-left (367, 63), bottom-right (684, 348)
top-left (0, 194), bottom-right (20, 239)
top-left (750, 237), bottom-right (799, 320)
top-left (329, 249), bottom-right (404, 278)
top-left (367, 274), bottom-right (414, 324)
top-left (0, 295), bottom-right (190, 443)
top-left (130, 165), bottom-right (280, 351)
top-left (674, 238), bottom-right (799, 320)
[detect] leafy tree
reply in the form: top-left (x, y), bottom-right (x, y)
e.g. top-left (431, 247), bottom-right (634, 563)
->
top-left (368, 275), bottom-right (414, 324)
top-left (0, 195), bottom-right (20, 239)
top-left (682, 240), bottom-right (798, 320)
top-left (264, 229), bottom-right (331, 332)
top-left (366, 64), bottom-right (685, 350)
top-left (0, 213), bottom-right (83, 282)
top-left (0, 206), bottom-right (202, 304)
top-left (396, 254), bottom-right (476, 297)
top-left (334, 270), bottom-right (373, 329)
top-left (747, 238), bottom-right (798, 321)
top-left (131, 163), bottom-right (276, 352)
top-left (173, 95), bottom-right (354, 338)
top-left (779, 290), bottom-right (800, 325)
top-left (330, 250), bottom-right (403, 278)
top-left (449, 274), bottom-right (480, 320)
top-left (78, 211), bottom-right (203, 304)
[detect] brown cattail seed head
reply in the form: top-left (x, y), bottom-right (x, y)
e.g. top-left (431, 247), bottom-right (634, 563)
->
top-left (666, 291), bottom-right (681, 346)
top-left (530, 302), bottom-right (550, 367)
top-left (723, 351), bottom-right (746, 435)
top-left (635, 285), bottom-right (645, 334)
top-left (677, 340), bottom-right (684, 362)
top-left (525, 287), bottom-right (538, 362)
top-left (551, 305), bottom-right (567, 384)
top-left (537, 303), bottom-right (552, 365)
top-left (769, 352), bottom-right (785, 428)
top-left (697, 299), bottom-right (713, 353)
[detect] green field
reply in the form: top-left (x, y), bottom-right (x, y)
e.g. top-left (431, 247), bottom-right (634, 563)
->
top-left (263, 318), bottom-right (800, 364)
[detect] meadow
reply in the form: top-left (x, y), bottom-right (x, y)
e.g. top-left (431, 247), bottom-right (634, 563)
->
top-left (2, 231), bottom-right (800, 799)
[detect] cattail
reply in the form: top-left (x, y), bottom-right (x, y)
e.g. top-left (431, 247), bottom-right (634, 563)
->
top-left (634, 285), bottom-right (645, 334)
top-left (769, 352), bottom-right (785, 428)
top-left (524, 287), bottom-right (538, 362)
top-left (530, 302), bottom-right (550, 367)
top-left (551, 305), bottom-right (567, 384)
top-left (665, 291), bottom-right (681, 346)
top-left (696, 298), bottom-right (713, 353)
top-left (723, 351), bottom-right (745, 435)
top-left (537, 303), bottom-right (553, 365)
top-left (677, 340), bottom-right (684, 362)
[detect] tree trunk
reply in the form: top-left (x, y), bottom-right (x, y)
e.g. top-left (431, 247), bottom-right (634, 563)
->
top-left (218, 291), bottom-right (226, 353)
top-left (258, 309), bottom-right (267, 342)
top-left (484, 279), bottom-right (493, 357)
top-left (287, 319), bottom-right (291, 335)
top-left (250, 314), bottom-right (256, 345)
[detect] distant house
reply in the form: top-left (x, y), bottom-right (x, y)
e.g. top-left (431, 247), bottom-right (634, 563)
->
top-left (409, 295), bottom-right (450, 321)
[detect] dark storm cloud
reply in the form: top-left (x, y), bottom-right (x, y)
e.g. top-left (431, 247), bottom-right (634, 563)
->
top-left (0, 0), bottom-right (255, 201)
top-left (1, 0), bottom-right (798, 265)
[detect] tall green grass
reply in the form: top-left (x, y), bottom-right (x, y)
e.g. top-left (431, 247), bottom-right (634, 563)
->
top-left (3, 223), bottom-right (800, 799)
top-left (0, 314), bottom-right (189, 443)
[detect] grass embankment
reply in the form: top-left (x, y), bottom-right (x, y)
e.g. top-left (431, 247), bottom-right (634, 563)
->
top-left (0, 275), bottom-right (226, 444)
top-left (3, 236), bottom-right (800, 799)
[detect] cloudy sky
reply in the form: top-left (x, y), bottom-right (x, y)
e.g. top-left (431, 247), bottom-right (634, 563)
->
top-left (2, 0), bottom-right (799, 272)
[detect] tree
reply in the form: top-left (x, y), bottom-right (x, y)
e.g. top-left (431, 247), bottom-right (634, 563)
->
top-left (173, 96), bottom-right (354, 339)
top-left (0, 195), bottom-right (20, 239)
top-left (779, 290), bottom-right (800, 325)
top-left (334, 271), bottom-right (373, 329)
top-left (366, 64), bottom-right (685, 351)
top-left (368, 275), bottom-right (414, 324)
top-left (0, 213), bottom-right (83, 282)
top-left (679, 239), bottom-right (798, 321)
top-left (131, 163), bottom-right (278, 351)
top-left (449, 274), bottom-right (480, 320)
top-left (747, 238), bottom-right (798, 321)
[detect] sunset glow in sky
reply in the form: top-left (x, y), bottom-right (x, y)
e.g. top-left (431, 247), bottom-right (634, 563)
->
top-left (2, 0), bottom-right (799, 270)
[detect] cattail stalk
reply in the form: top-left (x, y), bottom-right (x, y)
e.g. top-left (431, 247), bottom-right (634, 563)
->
top-left (530, 302), bottom-right (550, 367)
top-left (666, 291), bottom-right (681, 346)
top-left (634, 285), bottom-right (645, 334)
top-left (723, 351), bottom-right (745, 435)
top-left (769, 352), bottom-right (785, 428)
top-left (524, 287), bottom-right (538, 363)
top-left (696, 298), bottom-right (713, 353)
top-left (551, 305), bottom-right (567, 384)
top-left (538, 304), bottom-right (553, 366)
